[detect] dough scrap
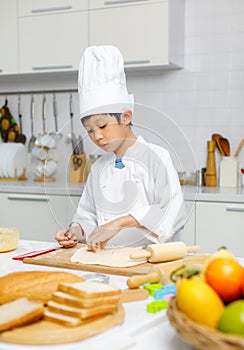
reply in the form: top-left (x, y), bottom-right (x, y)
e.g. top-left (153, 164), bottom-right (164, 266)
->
top-left (70, 246), bottom-right (147, 268)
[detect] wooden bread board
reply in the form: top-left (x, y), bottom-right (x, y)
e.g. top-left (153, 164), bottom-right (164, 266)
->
top-left (23, 244), bottom-right (210, 278)
top-left (0, 305), bottom-right (124, 345)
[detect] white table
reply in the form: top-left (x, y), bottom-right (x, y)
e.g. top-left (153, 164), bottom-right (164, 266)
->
top-left (0, 240), bottom-right (195, 350)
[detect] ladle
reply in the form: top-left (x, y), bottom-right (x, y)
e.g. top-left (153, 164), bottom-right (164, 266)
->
top-left (53, 94), bottom-right (63, 142)
top-left (39, 94), bottom-right (56, 149)
top-left (65, 93), bottom-right (77, 151)
top-left (34, 94), bottom-right (47, 148)
top-left (28, 96), bottom-right (37, 152)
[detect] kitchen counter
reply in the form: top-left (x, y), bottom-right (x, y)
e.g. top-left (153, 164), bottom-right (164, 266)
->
top-left (0, 181), bottom-right (244, 203)
top-left (182, 185), bottom-right (244, 203)
top-left (0, 181), bottom-right (84, 196)
top-left (0, 240), bottom-right (190, 350)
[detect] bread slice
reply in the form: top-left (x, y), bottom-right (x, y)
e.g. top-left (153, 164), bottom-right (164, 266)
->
top-left (0, 297), bottom-right (44, 332)
top-left (0, 271), bottom-right (84, 305)
top-left (47, 300), bottom-right (117, 319)
top-left (58, 281), bottom-right (121, 299)
top-left (52, 291), bottom-right (120, 308)
top-left (44, 309), bottom-right (82, 327)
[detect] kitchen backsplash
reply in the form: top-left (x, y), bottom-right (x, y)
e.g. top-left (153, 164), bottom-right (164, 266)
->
top-left (0, 0), bottom-right (244, 183)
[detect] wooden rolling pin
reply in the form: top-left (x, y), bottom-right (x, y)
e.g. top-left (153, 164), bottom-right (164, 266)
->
top-left (127, 270), bottom-right (162, 289)
top-left (130, 242), bottom-right (201, 263)
top-left (127, 254), bottom-right (209, 289)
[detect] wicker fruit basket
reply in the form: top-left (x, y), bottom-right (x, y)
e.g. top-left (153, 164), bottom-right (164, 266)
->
top-left (167, 297), bottom-right (244, 350)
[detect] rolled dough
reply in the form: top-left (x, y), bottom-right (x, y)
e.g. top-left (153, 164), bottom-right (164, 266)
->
top-left (70, 246), bottom-right (147, 268)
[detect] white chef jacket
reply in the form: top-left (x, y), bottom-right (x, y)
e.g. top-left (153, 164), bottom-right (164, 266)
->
top-left (73, 136), bottom-right (186, 247)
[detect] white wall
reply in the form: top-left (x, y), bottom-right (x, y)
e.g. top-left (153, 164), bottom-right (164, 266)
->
top-left (1, 0), bottom-right (244, 182)
top-left (127, 0), bottom-right (244, 176)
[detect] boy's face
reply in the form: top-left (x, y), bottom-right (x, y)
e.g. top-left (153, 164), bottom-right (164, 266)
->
top-left (83, 112), bottom-right (132, 155)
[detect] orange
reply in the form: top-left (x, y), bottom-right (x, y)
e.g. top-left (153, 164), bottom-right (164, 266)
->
top-left (205, 258), bottom-right (244, 303)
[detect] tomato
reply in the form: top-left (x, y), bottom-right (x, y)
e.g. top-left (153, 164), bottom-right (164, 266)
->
top-left (218, 300), bottom-right (244, 336)
top-left (176, 278), bottom-right (224, 328)
top-left (205, 258), bottom-right (244, 303)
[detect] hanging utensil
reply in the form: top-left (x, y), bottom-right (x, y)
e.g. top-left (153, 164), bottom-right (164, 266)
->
top-left (65, 93), bottom-right (77, 154)
top-left (34, 95), bottom-right (46, 147)
top-left (42, 94), bottom-right (46, 134)
top-left (70, 94), bottom-right (78, 155)
top-left (37, 94), bottom-right (47, 147)
top-left (15, 96), bottom-right (27, 144)
top-left (28, 96), bottom-right (37, 152)
top-left (40, 94), bottom-right (55, 149)
top-left (53, 93), bottom-right (62, 141)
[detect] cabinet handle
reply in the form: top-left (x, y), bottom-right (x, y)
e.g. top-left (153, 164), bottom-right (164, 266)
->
top-left (226, 207), bottom-right (244, 213)
top-left (8, 194), bottom-right (49, 202)
top-left (31, 5), bottom-right (72, 14)
top-left (124, 59), bottom-right (150, 65)
top-left (32, 65), bottom-right (73, 71)
top-left (104, 0), bottom-right (148, 5)
top-left (0, 69), bottom-right (2, 72)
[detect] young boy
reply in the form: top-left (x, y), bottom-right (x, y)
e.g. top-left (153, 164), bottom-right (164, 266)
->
top-left (55, 46), bottom-right (186, 251)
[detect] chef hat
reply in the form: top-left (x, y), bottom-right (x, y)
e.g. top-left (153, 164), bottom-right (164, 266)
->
top-left (78, 45), bottom-right (134, 119)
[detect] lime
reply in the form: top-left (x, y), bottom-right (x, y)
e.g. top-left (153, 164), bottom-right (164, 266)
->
top-left (218, 300), bottom-right (244, 336)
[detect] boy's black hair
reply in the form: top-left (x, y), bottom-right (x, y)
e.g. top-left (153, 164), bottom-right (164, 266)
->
top-left (81, 113), bottom-right (132, 125)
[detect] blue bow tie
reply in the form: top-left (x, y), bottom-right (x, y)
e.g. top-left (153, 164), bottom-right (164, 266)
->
top-left (115, 157), bottom-right (125, 169)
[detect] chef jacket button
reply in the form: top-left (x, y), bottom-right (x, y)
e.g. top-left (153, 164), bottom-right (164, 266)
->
top-left (135, 178), bottom-right (140, 183)
top-left (104, 217), bottom-right (109, 221)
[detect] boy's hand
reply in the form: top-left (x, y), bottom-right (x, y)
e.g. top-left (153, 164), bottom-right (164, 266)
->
top-left (55, 228), bottom-right (79, 248)
top-left (87, 221), bottom-right (120, 252)
top-left (86, 215), bottom-right (140, 252)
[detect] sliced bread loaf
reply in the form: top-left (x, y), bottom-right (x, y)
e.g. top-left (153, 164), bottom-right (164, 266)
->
top-left (0, 297), bottom-right (44, 332)
top-left (47, 300), bottom-right (117, 319)
top-left (58, 281), bottom-right (121, 299)
top-left (0, 271), bottom-right (84, 304)
top-left (52, 290), bottom-right (120, 308)
top-left (44, 309), bottom-right (82, 327)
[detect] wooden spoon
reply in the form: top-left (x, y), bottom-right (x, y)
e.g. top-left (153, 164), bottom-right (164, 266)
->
top-left (234, 139), bottom-right (244, 157)
top-left (219, 137), bottom-right (230, 156)
top-left (212, 133), bottom-right (225, 156)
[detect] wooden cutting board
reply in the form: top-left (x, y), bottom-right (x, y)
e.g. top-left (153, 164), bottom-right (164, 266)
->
top-left (0, 305), bottom-right (124, 345)
top-left (23, 244), bottom-right (210, 277)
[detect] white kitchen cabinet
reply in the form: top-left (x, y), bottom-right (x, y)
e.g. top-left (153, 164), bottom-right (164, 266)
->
top-left (183, 200), bottom-right (195, 246)
top-left (0, 193), bottom-right (66, 241)
top-left (18, 0), bottom-right (88, 73)
top-left (0, 0), bottom-right (18, 74)
top-left (1, 0), bottom-right (184, 75)
top-left (89, 0), bottom-right (184, 69)
top-left (18, 0), bottom-right (87, 16)
top-left (195, 201), bottom-right (244, 257)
